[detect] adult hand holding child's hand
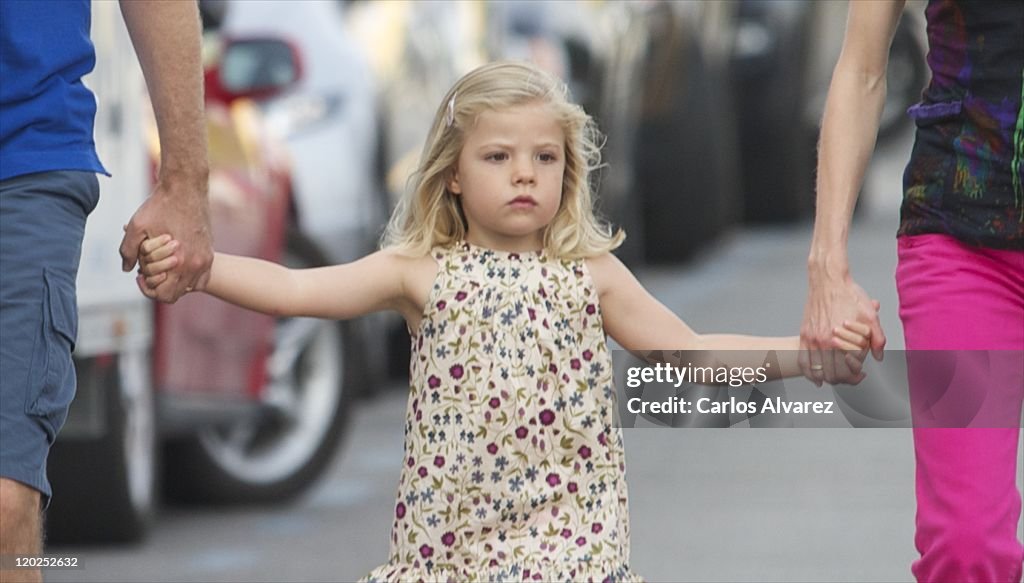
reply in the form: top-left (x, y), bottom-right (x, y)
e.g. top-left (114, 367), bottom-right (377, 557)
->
top-left (800, 267), bottom-right (885, 386)
top-left (134, 234), bottom-right (189, 300)
top-left (120, 178), bottom-right (213, 303)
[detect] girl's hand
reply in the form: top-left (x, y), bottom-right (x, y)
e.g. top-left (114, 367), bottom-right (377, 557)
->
top-left (826, 320), bottom-right (871, 385)
top-left (136, 234), bottom-right (180, 293)
top-left (832, 320), bottom-right (871, 352)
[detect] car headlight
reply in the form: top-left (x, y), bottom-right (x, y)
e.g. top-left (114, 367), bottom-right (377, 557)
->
top-left (264, 93), bottom-right (344, 139)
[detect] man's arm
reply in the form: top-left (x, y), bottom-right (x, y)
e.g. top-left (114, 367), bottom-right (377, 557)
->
top-left (117, 0), bottom-right (212, 303)
top-left (801, 0), bottom-right (904, 384)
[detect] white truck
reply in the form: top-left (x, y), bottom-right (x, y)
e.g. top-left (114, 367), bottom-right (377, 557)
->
top-left (45, 2), bottom-right (156, 543)
top-left (46, 2), bottom-right (365, 543)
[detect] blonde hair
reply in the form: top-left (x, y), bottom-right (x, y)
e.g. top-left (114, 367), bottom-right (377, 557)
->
top-left (381, 61), bottom-right (624, 259)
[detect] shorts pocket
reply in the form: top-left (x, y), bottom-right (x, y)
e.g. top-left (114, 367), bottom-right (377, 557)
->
top-left (25, 268), bottom-right (78, 439)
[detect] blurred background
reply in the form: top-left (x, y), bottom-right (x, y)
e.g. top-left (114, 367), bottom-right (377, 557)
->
top-left (46, 1), bottom-right (1021, 582)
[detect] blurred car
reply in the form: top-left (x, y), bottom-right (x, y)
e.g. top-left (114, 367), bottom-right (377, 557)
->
top-left (731, 0), bottom-right (928, 223)
top-left (220, 0), bottom-right (393, 387)
top-left (158, 35), bottom-right (356, 508)
top-left (45, 31), bottom-right (349, 543)
top-left (590, 0), bottom-right (743, 264)
top-left (345, 0), bottom-right (742, 268)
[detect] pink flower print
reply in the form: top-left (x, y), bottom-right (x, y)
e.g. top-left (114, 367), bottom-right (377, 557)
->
top-left (586, 304), bottom-right (596, 315)
top-left (549, 363), bottom-right (558, 373)
top-left (576, 536), bottom-right (586, 547)
top-left (428, 375), bottom-right (441, 389)
top-left (436, 300), bottom-right (447, 311)
top-left (528, 308), bottom-right (536, 321)
top-left (567, 482), bottom-right (578, 493)
top-left (578, 445), bottom-right (592, 459)
top-left (488, 397), bottom-right (500, 409)
top-left (487, 443), bottom-right (498, 455)
top-left (546, 473), bottom-right (561, 487)
top-left (515, 426), bottom-right (528, 439)
top-left (396, 502), bottom-right (406, 519)
top-left (592, 523), bottom-right (603, 534)
top-left (570, 358), bottom-right (581, 370)
top-left (455, 291), bottom-right (467, 301)
top-left (598, 432), bottom-right (607, 446)
top-left (418, 466), bottom-right (428, 478)
top-left (561, 528), bottom-right (572, 539)
top-left (407, 457), bottom-right (415, 467)
top-left (442, 532), bottom-right (456, 547)
top-left (434, 455), bottom-right (445, 468)
top-left (582, 349), bottom-right (593, 361)
top-left (419, 544), bottom-right (434, 558)
top-left (539, 409), bottom-right (555, 426)
top-left (449, 364), bottom-right (464, 379)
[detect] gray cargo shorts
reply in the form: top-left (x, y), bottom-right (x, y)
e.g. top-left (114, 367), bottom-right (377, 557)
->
top-left (0, 170), bottom-right (99, 508)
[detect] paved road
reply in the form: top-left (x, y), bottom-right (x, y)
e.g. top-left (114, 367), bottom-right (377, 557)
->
top-left (48, 132), bottom-right (1022, 582)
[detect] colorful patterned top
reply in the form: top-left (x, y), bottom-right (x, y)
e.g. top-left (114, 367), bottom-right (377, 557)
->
top-left (900, 0), bottom-right (1024, 249)
top-left (363, 242), bottom-right (642, 583)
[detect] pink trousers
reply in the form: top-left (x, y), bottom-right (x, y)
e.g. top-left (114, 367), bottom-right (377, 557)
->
top-left (896, 234), bottom-right (1024, 583)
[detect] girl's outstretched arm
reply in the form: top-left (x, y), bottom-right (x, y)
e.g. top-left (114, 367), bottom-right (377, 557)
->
top-left (588, 253), bottom-right (867, 382)
top-left (139, 236), bottom-right (429, 322)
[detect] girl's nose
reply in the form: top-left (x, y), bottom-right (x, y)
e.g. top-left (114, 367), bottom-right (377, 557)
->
top-left (512, 159), bottom-right (536, 185)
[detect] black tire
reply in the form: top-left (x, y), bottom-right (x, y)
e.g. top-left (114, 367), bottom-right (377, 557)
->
top-left (632, 6), bottom-right (739, 263)
top-left (162, 230), bottom-right (352, 504)
top-left (46, 349), bottom-right (157, 543)
top-left (732, 1), bottom-right (816, 224)
top-left (592, 5), bottom-right (648, 266)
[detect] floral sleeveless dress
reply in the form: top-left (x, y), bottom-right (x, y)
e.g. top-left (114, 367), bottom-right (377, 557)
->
top-left (363, 242), bottom-right (642, 582)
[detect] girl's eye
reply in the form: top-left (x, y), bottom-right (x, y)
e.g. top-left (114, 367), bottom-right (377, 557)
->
top-left (538, 152), bottom-right (558, 163)
top-left (486, 152), bottom-right (508, 162)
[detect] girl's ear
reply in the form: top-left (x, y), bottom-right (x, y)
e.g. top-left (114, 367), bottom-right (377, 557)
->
top-left (448, 169), bottom-right (462, 195)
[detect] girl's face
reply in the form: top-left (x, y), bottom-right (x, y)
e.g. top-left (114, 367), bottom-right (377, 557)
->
top-left (448, 102), bottom-right (566, 252)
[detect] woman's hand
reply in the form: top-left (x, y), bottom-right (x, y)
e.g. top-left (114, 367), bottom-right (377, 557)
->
top-left (800, 269), bottom-right (885, 386)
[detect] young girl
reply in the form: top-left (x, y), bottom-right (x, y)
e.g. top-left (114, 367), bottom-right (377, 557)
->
top-left (137, 61), bottom-right (872, 582)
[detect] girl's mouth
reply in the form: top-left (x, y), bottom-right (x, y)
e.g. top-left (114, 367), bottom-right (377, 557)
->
top-left (509, 195), bottom-right (537, 208)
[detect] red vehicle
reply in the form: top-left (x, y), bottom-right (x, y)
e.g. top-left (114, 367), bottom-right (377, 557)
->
top-left (47, 22), bottom-right (350, 543)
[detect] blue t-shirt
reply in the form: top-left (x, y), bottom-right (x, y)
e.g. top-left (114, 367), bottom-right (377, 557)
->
top-left (0, 0), bottom-right (108, 181)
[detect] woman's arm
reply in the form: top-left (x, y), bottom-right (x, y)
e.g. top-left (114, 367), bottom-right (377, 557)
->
top-left (802, 0), bottom-right (903, 379)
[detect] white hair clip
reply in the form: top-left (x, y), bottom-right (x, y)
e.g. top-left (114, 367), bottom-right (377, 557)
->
top-left (445, 92), bottom-right (457, 128)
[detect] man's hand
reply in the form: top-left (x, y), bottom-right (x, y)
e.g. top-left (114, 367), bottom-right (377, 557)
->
top-left (118, 0), bottom-right (209, 303)
top-left (120, 176), bottom-right (212, 303)
top-left (800, 268), bottom-right (885, 386)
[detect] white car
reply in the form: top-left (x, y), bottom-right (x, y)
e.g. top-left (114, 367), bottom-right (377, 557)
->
top-left (223, 0), bottom-right (382, 263)
top-left (221, 0), bottom-right (391, 381)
